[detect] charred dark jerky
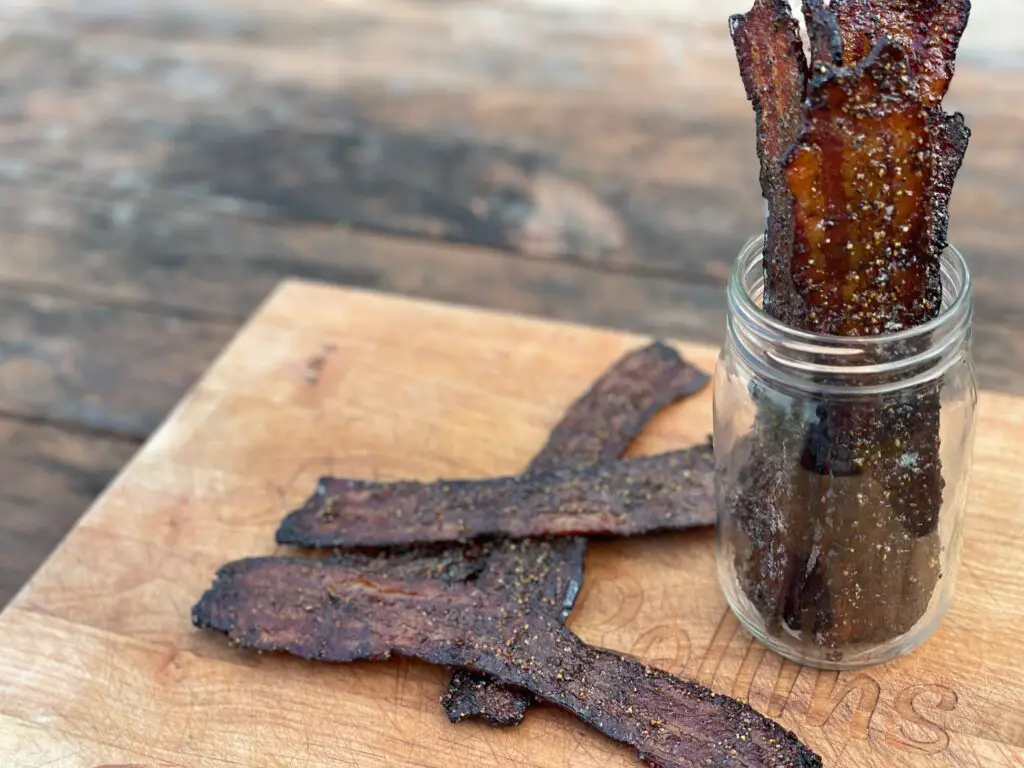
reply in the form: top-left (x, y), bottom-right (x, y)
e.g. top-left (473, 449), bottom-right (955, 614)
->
top-left (444, 343), bottom-right (708, 726)
top-left (802, 0), bottom-right (843, 71)
top-left (276, 342), bottom-right (708, 726)
top-left (929, 111), bottom-right (971, 257)
top-left (832, 0), bottom-right (972, 107)
top-left (442, 537), bottom-right (589, 725)
top-left (322, 541), bottom-right (494, 584)
top-left (277, 445), bottom-right (716, 549)
top-left (326, 537), bottom-right (586, 726)
top-left (730, 0), bottom-right (808, 326)
top-left (525, 341), bottom-right (710, 474)
top-left (442, 537), bottom-right (588, 725)
top-left (319, 538), bottom-right (580, 606)
top-left (192, 558), bottom-right (822, 768)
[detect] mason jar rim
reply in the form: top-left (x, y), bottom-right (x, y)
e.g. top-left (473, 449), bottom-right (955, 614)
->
top-left (728, 234), bottom-right (972, 347)
top-left (726, 235), bottom-right (974, 394)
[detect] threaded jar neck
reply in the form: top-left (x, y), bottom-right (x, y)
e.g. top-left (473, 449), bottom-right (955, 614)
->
top-left (726, 236), bottom-right (973, 396)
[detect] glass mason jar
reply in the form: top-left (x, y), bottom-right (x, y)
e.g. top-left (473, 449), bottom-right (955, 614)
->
top-left (713, 235), bottom-right (977, 670)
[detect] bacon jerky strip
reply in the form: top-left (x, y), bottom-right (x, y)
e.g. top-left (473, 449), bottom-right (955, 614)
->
top-left (276, 445), bottom-right (715, 549)
top-left (275, 341), bottom-right (709, 727)
top-left (315, 539), bottom-right (580, 607)
top-left (832, 0), bottom-right (972, 107)
top-left (192, 558), bottom-right (822, 768)
top-left (786, 40), bottom-right (936, 335)
top-left (319, 537), bottom-right (590, 726)
top-left (728, 0), bottom-right (973, 649)
top-left (829, 0), bottom-right (972, 265)
top-left (526, 341), bottom-right (710, 474)
top-left (780, 17), bottom-right (971, 541)
top-left (441, 536), bottom-right (589, 725)
top-left (444, 342), bottom-right (708, 727)
top-left (730, 0), bottom-right (808, 327)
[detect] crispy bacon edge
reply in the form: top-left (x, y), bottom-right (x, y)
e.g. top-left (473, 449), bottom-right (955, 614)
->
top-left (730, 0), bottom-right (809, 326)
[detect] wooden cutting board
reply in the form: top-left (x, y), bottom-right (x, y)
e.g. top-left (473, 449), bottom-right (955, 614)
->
top-left (1, 281), bottom-right (1022, 768)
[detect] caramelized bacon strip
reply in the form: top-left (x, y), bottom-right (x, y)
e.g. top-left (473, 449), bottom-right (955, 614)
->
top-left (193, 558), bottom-right (822, 768)
top-left (832, 0), bottom-right (972, 106)
top-left (729, 0), bottom-right (808, 326)
top-left (729, 3), bottom-right (973, 651)
top-left (786, 40), bottom-right (936, 335)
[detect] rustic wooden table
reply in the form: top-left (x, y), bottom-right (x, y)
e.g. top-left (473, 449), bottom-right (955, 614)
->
top-left (1, 0), bottom-right (1021, 608)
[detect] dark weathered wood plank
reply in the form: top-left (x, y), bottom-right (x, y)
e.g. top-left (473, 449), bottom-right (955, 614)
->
top-left (0, 205), bottom-right (728, 346)
top-left (0, 3), bottom-right (1019, 284)
top-left (0, 416), bottom-right (138, 608)
top-left (0, 287), bottom-right (236, 437)
top-left (1, 196), bottom-right (1020, 396)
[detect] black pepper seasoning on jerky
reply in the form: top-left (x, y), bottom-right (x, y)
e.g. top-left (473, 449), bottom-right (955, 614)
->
top-left (316, 538), bottom-right (581, 602)
top-left (728, 0), bottom-right (972, 650)
top-left (786, 40), bottom-right (936, 335)
top-left (832, 0), bottom-right (972, 107)
top-left (444, 342), bottom-right (709, 726)
top-left (527, 342), bottom-right (710, 473)
top-left (192, 558), bottom-right (822, 768)
top-left (275, 342), bottom-right (710, 725)
top-left (276, 445), bottom-right (715, 549)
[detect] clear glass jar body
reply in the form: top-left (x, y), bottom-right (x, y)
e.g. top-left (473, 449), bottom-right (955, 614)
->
top-left (713, 236), bottom-right (977, 670)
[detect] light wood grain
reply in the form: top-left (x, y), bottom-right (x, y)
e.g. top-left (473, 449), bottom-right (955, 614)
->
top-left (1, 281), bottom-right (1022, 767)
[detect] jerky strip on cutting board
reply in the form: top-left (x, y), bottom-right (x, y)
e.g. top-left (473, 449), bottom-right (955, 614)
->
top-left (316, 539), bottom-right (579, 603)
top-left (274, 342), bottom-right (709, 725)
top-left (524, 341), bottom-right (710, 473)
top-left (192, 558), bottom-right (822, 768)
top-left (276, 445), bottom-right (716, 549)
top-left (445, 341), bottom-right (709, 726)
top-left (730, 0), bottom-right (808, 327)
top-left (323, 538), bottom-right (590, 726)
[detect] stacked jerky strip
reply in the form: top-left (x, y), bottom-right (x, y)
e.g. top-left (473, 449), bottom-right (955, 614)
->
top-left (729, 0), bottom-right (970, 649)
top-left (276, 448), bottom-right (717, 549)
top-left (192, 558), bottom-right (822, 768)
top-left (275, 342), bottom-right (711, 725)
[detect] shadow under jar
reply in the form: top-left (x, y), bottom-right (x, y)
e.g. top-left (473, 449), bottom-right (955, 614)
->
top-left (713, 236), bottom-right (977, 670)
